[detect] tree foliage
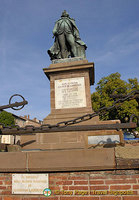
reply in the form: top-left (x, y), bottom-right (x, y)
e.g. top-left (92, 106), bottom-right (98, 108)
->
top-left (0, 111), bottom-right (15, 127)
top-left (91, 72), bottom-right (139, 123)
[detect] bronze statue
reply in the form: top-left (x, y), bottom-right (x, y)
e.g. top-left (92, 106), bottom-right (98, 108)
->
top-left (48, 10), bottom-right (87, 60)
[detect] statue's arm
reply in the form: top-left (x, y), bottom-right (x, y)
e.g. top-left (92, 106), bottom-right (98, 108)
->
top-left (72, 25), bottom-right (80, 40)
top-left (53, 22), bottom-right (58, 36)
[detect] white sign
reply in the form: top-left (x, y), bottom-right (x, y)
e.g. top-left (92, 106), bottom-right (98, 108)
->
top-left (12, 174), bottom-right (48, 194)
top-left (1, 135), bottom-right (14, 144)
top-left (55, 77), bottom-right (86, 109)
top-left (88, 135), bottom-right (120, 145)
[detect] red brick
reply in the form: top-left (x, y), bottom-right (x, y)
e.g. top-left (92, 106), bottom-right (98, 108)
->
top-left (50, 186), bottom-right (60, 190)
top-left (90, 180), bottom-right (104, 184)
top-left (0, 175), bottom-right (12, 179)
top-left (22, 198), bottom-right (29, 200)
top-left (7, 186), bottom-right (12, 190)
top-left (1, 190), bottom-right (11, 195)
top-left (68, 176), bottom-right (87, 180)
top-left (22, 198), bottom-right (32, 200)
top-left (4, 181), bottom-right (12, 185)
top-left (110, 185), bottom-right (131, 190)
top-left (123, 197), bottom-right (139, 200)
top-left (105, 179), bottom-right (137, 184)
top-left (132, 191), bottom-right (138, 195)
top-left (100, 197), bottom-right (121, 200)
top-left (0, 177), bottom-right (5, 180)
top-left (3, 198), bottom-right (13, 200)
top-left (60, 197), bottom-right (99, 200)
top-left (49, 180), bottom-right (55, 185)
top-left (56, 181), bottom-right (72, 185)
top-left (0, 186), bottom-right (6, 189)
top-left (109, 175), bottom-right (131, 179)
top-left (50, 176), bottom-right (67, 180)
top-left (90, 172), bottom-right (104, 175)
top-left (62, 186), bottom-right (68, 190)
top-left (24, 198), bottom-right (39, 200)
top-left (90, 185), bottom-right (109, 190)
top-left (40, 198), bottom-right (58, 200)
top-left (74, 181), bottom-right (88, 185)
top-left (3, 198), bottom-right (21, 200)
top-left (133, 184), bottom-right (139, 189)
top-left (130, 175), bottom-right (139, 178)
top-left (69, 186), bottom-right (88, 190)
top-left (89, 176), bottom-right (107, 179)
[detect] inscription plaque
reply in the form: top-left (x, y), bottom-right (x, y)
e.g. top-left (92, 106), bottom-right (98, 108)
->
top-left (12, 174), bottom-right (48, 194)
top-left (88, 135), bottom-right (120, 145)
top-left (55, 77), bottom-right (86, 109)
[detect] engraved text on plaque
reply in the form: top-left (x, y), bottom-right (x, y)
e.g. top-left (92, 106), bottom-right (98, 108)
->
top-left (12, 174), bottom-right (48, 194)
top-left (55, 77), bottom-right (86, 109)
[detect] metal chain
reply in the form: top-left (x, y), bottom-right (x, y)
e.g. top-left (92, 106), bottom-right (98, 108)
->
top-left (0, 94), bottom-right (28, 111)
top-left (0, 89), bottom-right (138, 131)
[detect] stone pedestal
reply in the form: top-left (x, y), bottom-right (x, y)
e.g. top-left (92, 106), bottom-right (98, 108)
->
top-left (43, 59), bottom-right (99, 125)
top-left (20, 58), bottom-right (124, 150)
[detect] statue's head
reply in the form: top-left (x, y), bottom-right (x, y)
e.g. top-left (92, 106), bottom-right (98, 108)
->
top-left (61, 10), bottom-right (69, 17)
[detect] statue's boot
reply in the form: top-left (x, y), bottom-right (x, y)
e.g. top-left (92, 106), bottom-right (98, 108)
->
top-left (71, 46), bottom-right (77, 57)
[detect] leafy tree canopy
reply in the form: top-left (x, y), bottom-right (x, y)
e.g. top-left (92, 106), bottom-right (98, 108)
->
top-left (91, 72), bottom-right (139, 123)
top-left (0, 111), bottom-right (15, 127)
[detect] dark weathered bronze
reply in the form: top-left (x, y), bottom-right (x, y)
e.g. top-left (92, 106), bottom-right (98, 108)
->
top-left (0, 94), bottom-right (28, 111)
top-left (48, 10), bottom-right (87, 60)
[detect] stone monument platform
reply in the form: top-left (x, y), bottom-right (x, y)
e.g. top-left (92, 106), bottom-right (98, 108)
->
top-left (20, 58), bottom-right (124, 150)
top-left (43, 58), bottom-right (99, 125)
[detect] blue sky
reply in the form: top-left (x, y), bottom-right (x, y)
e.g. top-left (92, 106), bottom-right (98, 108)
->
top-left (0, 0), bottom-right (139, 121)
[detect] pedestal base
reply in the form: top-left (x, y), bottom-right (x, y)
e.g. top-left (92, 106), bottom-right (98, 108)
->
top-left (20, 59), bottom-right (124, 150)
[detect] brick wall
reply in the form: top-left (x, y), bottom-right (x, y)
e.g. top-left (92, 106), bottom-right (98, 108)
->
top-left (0, 170), bottom-right (138, 200)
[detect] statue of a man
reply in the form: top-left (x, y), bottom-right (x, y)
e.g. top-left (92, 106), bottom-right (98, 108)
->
top-left (48, 10), bottom-right (87, 60)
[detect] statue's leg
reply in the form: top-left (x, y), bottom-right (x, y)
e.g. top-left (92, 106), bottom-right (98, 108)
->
top-left (66, 33), bottom-right (77, 57)
top-left (58, 34), bottom-right (67, 58)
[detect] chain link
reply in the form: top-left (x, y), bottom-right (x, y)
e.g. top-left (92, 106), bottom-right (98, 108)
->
top-left (0, 89), bottom-right (138, 132)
